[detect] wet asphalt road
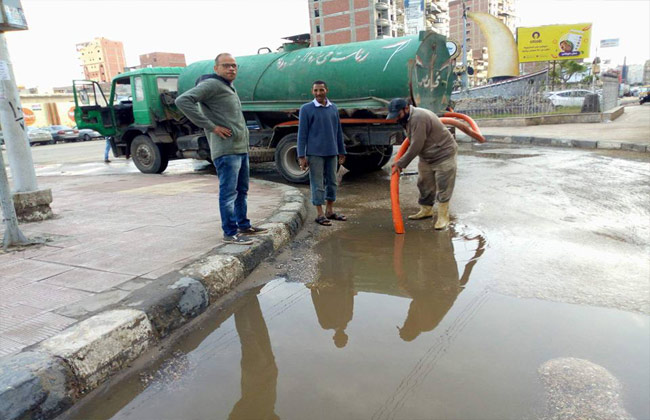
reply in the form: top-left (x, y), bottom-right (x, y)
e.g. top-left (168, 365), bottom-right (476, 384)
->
top-left (44, 143), bottom-right (650, 419)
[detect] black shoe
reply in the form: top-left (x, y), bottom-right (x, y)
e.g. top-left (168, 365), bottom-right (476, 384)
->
top-left (104, 159), bottom-right (111, 163)
top-left (223, 234), bottom-right (254, 245)
top-left (239, 226), bottom-right (268, 235)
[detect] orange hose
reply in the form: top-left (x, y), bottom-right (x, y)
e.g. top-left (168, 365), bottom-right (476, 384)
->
top-left (440, 117), bottom-right (486, 143)
top-left (391, 138), bottom-right (410, 234)
top-left (443, 112), bottom-right (481, 132)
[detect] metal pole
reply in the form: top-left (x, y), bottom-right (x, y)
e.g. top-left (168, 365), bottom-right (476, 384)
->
top-left (0, 145), bottom-right (29, 249)
top-left (0, 32), bottom-right (38, 193)
top-left (592, 46), bottom-right (598, 92)
top-left (461, 1), bottom-right (468, 90)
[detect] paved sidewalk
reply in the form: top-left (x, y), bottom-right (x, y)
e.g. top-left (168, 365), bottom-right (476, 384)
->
top-left (0, 173), bottom-right (287, 357)
top-left (467, 104), bottom-right (650, 151)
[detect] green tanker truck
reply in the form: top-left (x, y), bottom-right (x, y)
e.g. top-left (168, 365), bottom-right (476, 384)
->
top-left (73, 31), bottom-right (456, 183)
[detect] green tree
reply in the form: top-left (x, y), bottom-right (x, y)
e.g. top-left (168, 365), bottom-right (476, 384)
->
top-left (549, 60), bottom-right (588, 87)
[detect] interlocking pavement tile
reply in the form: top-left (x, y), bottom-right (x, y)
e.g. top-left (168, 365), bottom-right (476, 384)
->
top-left (0, 336), bottom-right (24, 357)
top-left (2, 312), bottom-right (77, 346)
top-left (1, 283), bottom-right (92, 311)
top-left (0, 304), bottom-right (44, 332)
top-left (42, 268), bottom-right (133, 293)
top-left (140, 256), bottom-right (199, 280)
top-left (0, 276), bottom-right (40, 292)
top-left (1, 259), bottom-right (72, 281)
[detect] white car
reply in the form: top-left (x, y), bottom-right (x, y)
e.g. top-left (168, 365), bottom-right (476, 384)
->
top-left (27, 127), bottom-right (55, 145)
top-left (0, 128), bottom-right (54, 146)
top-left (545, 89), bottom-right (600, 108)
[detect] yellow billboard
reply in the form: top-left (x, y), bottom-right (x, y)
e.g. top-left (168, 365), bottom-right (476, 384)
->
top-left (517, 23), bottom-right (592, 63)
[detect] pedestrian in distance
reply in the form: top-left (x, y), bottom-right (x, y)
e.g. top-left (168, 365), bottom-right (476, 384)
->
top-left (104, 137), bottom-right (111, 163)
top-left (297, 81), bottom-right (347, 226)
top-left (175, 52), bottom-right (267, 245)
top-left (388, 98), bottom-right (457, 230)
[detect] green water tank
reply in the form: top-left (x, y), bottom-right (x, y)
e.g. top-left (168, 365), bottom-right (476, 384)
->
top-left (178, 31), bottom-right (456, 114)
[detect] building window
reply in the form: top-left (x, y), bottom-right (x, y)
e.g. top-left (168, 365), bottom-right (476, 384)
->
top-left (316, 25), bottom-right (320, 33)
top-left (314, 9), bottom-right (319, 17)
top-left (317, 41), bottom-right (322, 46)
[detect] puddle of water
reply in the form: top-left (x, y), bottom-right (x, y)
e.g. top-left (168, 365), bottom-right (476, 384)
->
top-left (69, 215), bottom-right (650, 420)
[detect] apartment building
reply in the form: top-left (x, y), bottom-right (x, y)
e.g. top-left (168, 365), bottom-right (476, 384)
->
top-left (140, 52), bottom-right (187, 68)
top-left (308, 0), bottom-right (402, 46)
top-left (449, 0), bottom-right (516, 86)
top-left (308, 0), bottom-right (451, 46)
top-left (76, 38), bottom-right (126, 83)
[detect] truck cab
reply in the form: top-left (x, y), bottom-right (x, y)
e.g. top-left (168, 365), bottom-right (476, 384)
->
top-left (74, 67), bottom-right (199, 173)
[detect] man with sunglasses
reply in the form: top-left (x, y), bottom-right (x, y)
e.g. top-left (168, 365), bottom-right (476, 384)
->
top-left (176, 53), bottom-right (266, 244)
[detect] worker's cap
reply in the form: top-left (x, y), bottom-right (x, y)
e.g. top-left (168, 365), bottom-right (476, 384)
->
top-left (386, 98), bottom-right (408, 119)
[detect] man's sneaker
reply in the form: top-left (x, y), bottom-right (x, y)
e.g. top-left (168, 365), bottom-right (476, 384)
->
top-left (239, 226), bottom-right (268, 235)
top-left (223, 234), bottom-right (254, 245)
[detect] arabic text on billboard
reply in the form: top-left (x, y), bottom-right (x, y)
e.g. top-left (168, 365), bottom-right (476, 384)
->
top-left (404, 0), bottom-right (424, 35)
top-left (517, 23), bottom-right (592, 63)
top-left (600, 38), bottom-right (619, 48)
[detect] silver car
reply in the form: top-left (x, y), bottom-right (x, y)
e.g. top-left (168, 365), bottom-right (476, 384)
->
top-left (47, 125), bottom-right (79, 142)
top-left (27, 127), bottom-right (55, 145)
top-left (77, 128), bottom-right (103, 141)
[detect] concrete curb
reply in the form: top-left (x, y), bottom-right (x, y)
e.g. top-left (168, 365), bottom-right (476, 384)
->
top-left (457, 133), bottom-right (649, 153)
top-left (0, 185), bottom-right (307, 420)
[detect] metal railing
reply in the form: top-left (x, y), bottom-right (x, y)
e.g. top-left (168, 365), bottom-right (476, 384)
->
top-left (452, 82), bottom-right (607, 119)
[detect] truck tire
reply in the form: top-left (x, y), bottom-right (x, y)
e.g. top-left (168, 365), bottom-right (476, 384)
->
top-left (130, 135), bottom-right (169, 174)
top-left (343, 146), bottom-right (393, 173)
top-left (274, 133), bottom-right (309, 184)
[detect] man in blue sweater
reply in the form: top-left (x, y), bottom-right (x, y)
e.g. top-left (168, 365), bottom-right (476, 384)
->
top-left (298, 81), bottom-right (347, 226)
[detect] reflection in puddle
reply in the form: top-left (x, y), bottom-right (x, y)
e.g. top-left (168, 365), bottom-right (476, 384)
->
top-left (69, 214), bottom-right (649, 420)
top-left (230, 287), bottom-right (279, 420)
top-left (309, 218), bottom-right (487, 347)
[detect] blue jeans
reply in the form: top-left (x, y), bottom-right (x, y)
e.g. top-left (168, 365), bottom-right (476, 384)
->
top-left (104, 138), bottom-right (111, 160)
top-left (308, 155), bottom-right (337, 206)
top-left (214, 153), bottom-right (251, 236)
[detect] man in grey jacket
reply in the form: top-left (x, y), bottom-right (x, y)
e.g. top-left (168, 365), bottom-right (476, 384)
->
top-left (176, 53), bottom-right (266, 244)
top-left (388, 98), bottom-right (457, 230)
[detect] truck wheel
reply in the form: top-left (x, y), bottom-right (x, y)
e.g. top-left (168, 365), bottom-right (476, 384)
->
top-left (130, 135), bottom-right (169, 174)
top-left (274, 133), bottom-right (309, 183)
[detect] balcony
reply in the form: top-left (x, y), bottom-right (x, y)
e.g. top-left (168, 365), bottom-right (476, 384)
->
top-left (375, 1), bottom-right (389, 11)
top-left (377, 18), bottom-right (390, 26)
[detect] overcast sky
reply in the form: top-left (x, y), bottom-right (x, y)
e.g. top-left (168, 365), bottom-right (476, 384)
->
top-left (5, 0), bottom-right (649, 90)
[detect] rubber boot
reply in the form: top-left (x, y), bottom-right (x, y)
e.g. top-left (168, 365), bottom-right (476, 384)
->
top-left (434, 202), bottom-right (450, 230)
top-left (408, 205), bottom-right (433, 220)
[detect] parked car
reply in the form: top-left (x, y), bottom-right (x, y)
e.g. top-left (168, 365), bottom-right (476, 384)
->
top-left (545, 89), bottom-right (600, 108)
top-left (27, 127), bottom-right (55, 145)
top-left (46, 125), bottom-right (79, 142)
top-left (0, 128), bottom-right (54, 146)
top-left (77, 128), bottom-right (103, 141)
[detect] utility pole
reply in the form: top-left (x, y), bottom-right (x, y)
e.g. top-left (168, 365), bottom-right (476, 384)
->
top-left (0, 2), bottom-right (52, 248)
top-left (0, 32), bottom-right (37, 192)
top-left (461, 1), bottom-right (468, 90)
top-left (0, 140), bottom-right (28, 249)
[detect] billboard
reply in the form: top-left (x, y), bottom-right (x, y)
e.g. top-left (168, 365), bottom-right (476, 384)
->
top-left (517, 23), bottom-right (592, 62)
top-left (600, 38), bottom-right (619, 48)
top-left (404, 0), bottom-right (424, 35)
